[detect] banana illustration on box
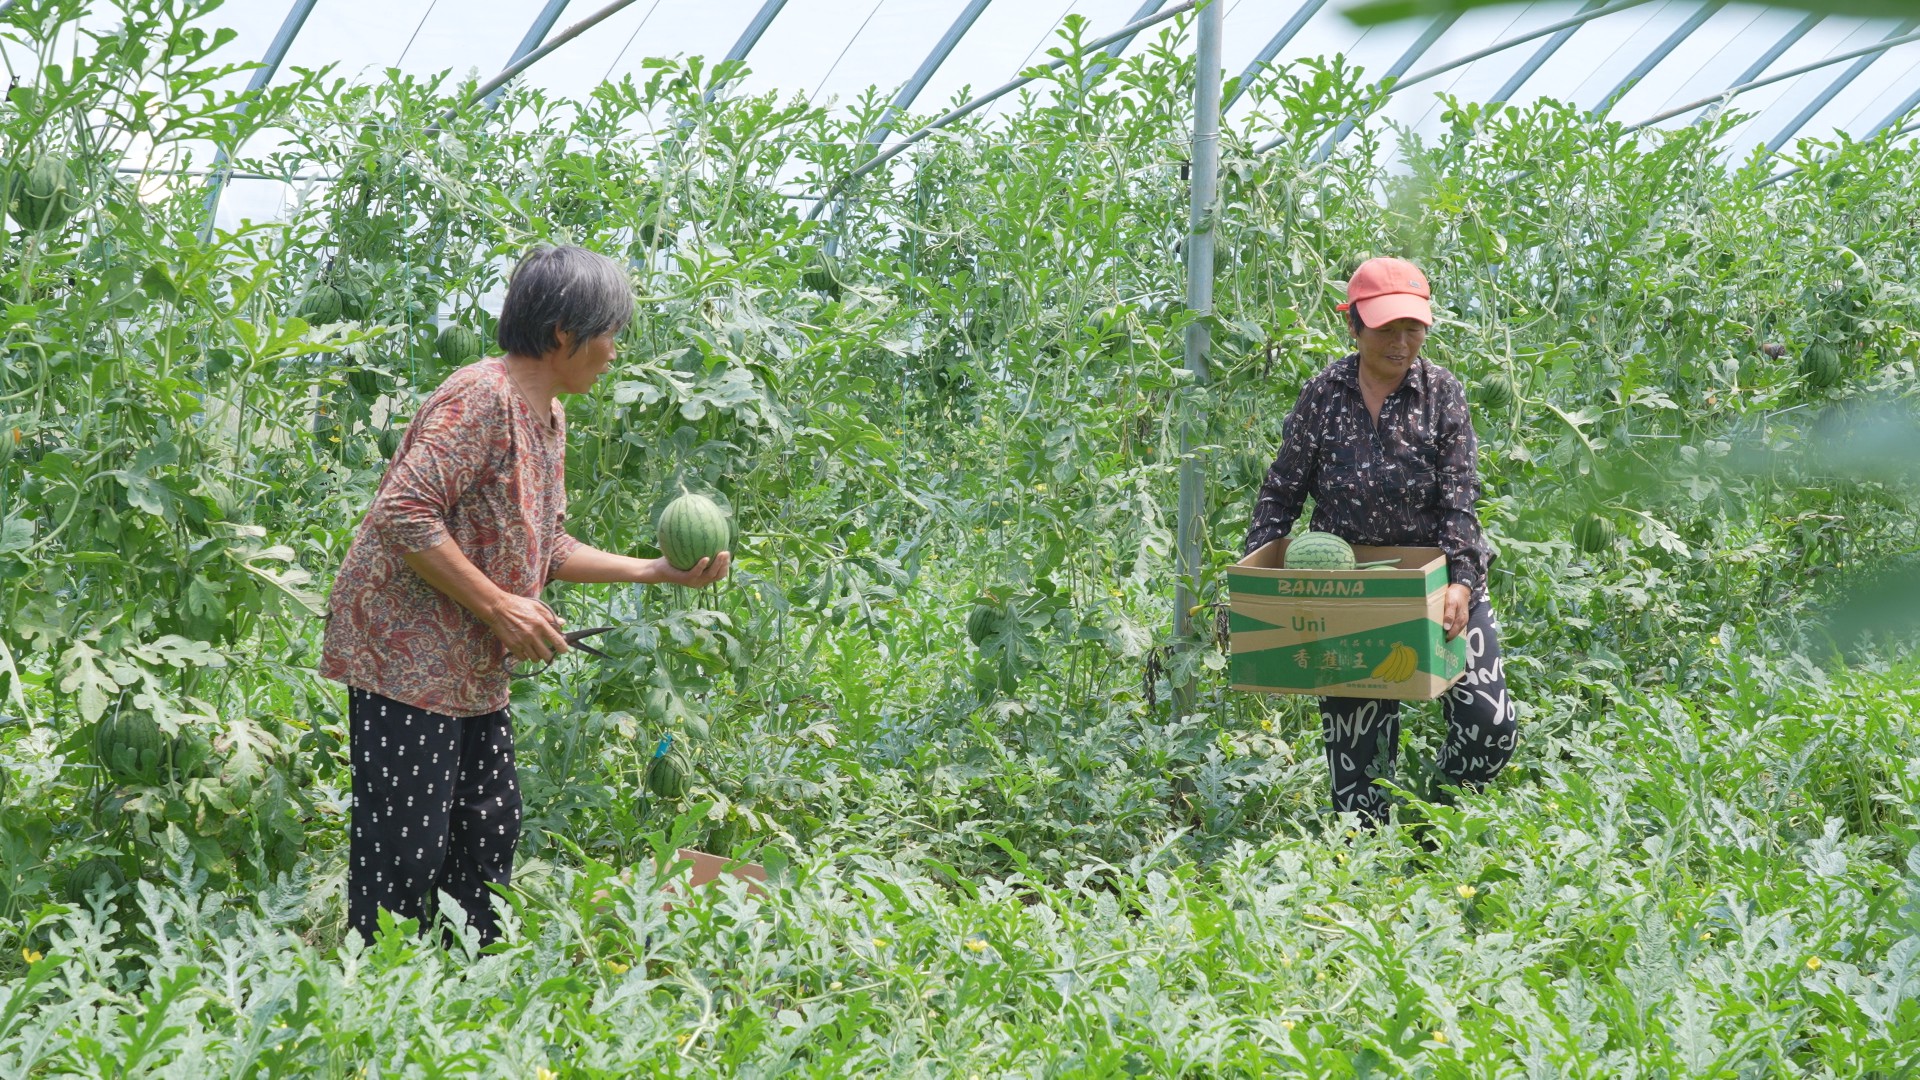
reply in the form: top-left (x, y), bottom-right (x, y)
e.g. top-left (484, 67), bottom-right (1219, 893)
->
top-left (1370, 643), bottom-right (1419, 682)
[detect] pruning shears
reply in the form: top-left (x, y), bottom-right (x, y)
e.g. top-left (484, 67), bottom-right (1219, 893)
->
top-left (509, 625), bottom-right (615, 679)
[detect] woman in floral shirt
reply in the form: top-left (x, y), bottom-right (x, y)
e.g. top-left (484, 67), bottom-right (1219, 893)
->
top-left (1245, 257), bottom-right (1517, 823)
top-left (320, 246), bottom-right (729, 944)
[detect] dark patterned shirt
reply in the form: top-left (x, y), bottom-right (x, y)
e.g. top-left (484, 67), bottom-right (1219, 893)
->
top-left (1243, 353), bottom-right (1492, 594)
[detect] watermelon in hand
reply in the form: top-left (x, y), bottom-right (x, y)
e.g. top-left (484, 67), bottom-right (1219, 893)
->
top-left (657, 493), bottom-right (732, 571)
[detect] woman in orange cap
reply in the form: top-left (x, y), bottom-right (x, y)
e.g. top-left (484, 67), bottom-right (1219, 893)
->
top-left (1243, 256), bottom-right (1516, 823)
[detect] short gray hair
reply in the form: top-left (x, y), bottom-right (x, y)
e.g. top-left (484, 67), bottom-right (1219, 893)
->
top-left (496, 245), bottom-right (635, 358)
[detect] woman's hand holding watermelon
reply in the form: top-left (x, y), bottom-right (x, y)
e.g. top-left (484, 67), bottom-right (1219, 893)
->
top-left (647, 551), bottom-right (731, 588)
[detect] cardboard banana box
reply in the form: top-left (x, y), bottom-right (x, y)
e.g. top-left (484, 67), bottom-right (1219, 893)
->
top-left (1228, 540), bottom-right (1467, 700)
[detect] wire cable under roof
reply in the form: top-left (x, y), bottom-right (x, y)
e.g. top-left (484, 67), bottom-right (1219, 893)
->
top-left (396, 0), bottom-right (442, 67)
top-left (811, 0), bottom-right (890, 105)
top-left (603, 0), bottom-right (665, 83)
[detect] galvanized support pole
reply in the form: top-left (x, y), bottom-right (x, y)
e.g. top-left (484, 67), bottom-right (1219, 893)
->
top-left (1173, 0), bottom-right (1222, 718)
top-left (1764, 18), bottom-right (1919, 153)
top-left (1591, 0), bottom-right (1722, 116)
top-left (1223, 0), bottom-right (1331, 110)
top-left (484, 0), bottom-right (574, 108)
top-left (705, 0), bottom-right (788, 102)
top-left (200, 0), bottom-right (318, 243)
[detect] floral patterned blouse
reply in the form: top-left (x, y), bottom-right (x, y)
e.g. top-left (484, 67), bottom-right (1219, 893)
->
top-left (319, 358), bottom-right (580, 716)
top-left (1243, 353), bottom-right (1493, 594)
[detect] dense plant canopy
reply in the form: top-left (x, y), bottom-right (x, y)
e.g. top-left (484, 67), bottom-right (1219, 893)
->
top-left (0, 0), bottom-right (1917, 1074)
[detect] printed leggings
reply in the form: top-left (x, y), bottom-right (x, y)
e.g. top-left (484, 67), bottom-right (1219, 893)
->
top-left (1318, 597), bottom-right (1518, 822)
top-left (347, 687), bottom-right (521, 945)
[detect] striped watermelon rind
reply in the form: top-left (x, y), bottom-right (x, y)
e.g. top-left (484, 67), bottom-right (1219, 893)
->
top-left (658, 493), bottom-right (731, 572)
top-left (647, 748), bottom-right (692, 800)
top-left (1285, 531), bottom-right (1356, 570)
top-left (93, 708), bottom-right (168, 785)
top-left (65, 856), bottom-right (127, 904)
top-left (436, 325), bottom-right (484, 365)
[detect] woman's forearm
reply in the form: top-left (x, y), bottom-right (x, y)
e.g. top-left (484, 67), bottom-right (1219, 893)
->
top-left (401, 539), bottom-right (516, 622)
top-left (552, 544), bottom-right (668, 584)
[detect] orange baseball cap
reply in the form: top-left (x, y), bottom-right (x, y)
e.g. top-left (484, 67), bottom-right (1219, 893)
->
top-left (1337, 257), bottom-right (1433, 328)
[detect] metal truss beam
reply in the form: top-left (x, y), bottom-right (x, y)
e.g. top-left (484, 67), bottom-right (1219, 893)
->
top-left (484, 0), bottom-right (574, 107)
top-left (200, 0), bottom-right (318, 242)
top-left (1625, 21), bottom-right (1920, 133)
top-left (1592, 0), bottom-right (1722, 116)
top-left (1224, 0), bottom-right (1332, 109)
top-left (705, 0), bottom-right (788, 102)
top-left (1763, 18), bottom-right (1919, 153)
top-left (806, 0), bottom-right (1203, 219)
top-left (1491, 0), bottom-right (1604, 105)
top-left (867, 0), bottom-right (994, 145)
top-left (1310, 12), bottom-right (1461, 160)
top-left (1086, 0), bottom-right (1169, 82)
top-left (1264, 0), bottom-right (1649, 157)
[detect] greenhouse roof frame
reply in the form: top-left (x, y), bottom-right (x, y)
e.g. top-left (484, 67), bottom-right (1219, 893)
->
top-left (157, 0), bottom-right (1920, 238)
top-left (1761, 17), bottom-right (1919, 153)
top-left (185, 0), bottom-right (1920, 182)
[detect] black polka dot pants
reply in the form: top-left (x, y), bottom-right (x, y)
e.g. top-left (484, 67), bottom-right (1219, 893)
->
top-left (347, 687), bottom-right (521, 946)
top-left (1318, 597), bottom-right (1518, 823)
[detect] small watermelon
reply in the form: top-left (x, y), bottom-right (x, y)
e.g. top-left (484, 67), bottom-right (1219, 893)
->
top-left (65, 856), bottom-right (127, 904)
top-left (437, 325), bottom-right (484, 364)
top-left (347, 361), bottom-right (380, 399)
top-left (801, 248), bottom-right (842, 298)
top-left (1285, 531), bottom-right (1356, 570)
top-left (1471, 373), bottom-right (1515, 411)
top-left (1573, 514), bottom-right (1617, 554)
top-left (647, 747), bottom-right (693, 800)
top-left (966, 603), bottom-right (1009, 647)
top-left (93, 708), bottom-right (168, 786)
top-left (1799, 343), bottom-right (1842, 388)
top-left (336, 280), bottom-right (374, 322)
top-left (12, 155), bottom-right (76, 232)
top-left (297, 284), bottom-right (343, 324)
top-left (657, 493), bottom-right (731, 572)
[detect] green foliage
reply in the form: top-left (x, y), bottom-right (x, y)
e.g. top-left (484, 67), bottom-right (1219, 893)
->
top-left (0, 2), bottom-right (1914, 1074)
